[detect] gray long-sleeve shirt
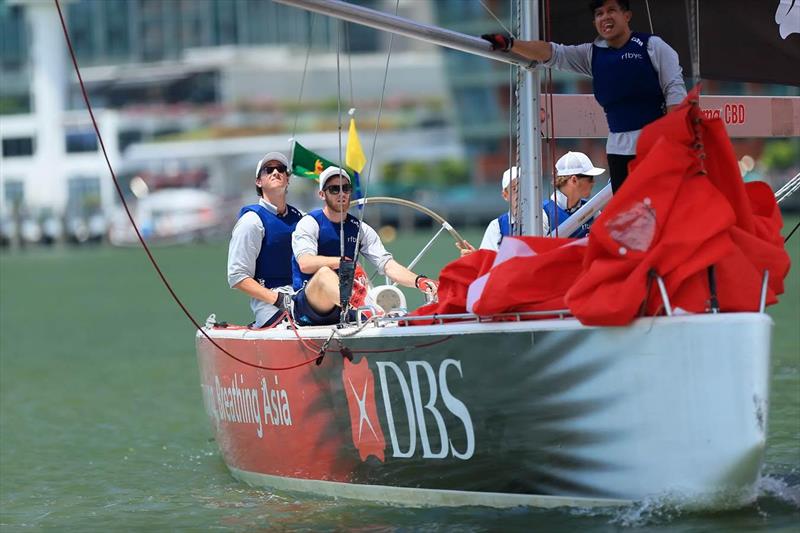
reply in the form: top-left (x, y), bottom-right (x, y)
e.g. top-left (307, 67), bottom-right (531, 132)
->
top-left (227, 198), bottom-right (301, 326)
top-left (544, 35), bottom-right (687, 156)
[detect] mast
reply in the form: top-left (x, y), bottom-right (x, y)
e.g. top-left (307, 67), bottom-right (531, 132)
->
top-left (275, 0), bottom-right (545, 235)
top-left (517, 0), bottom-right (543, 236)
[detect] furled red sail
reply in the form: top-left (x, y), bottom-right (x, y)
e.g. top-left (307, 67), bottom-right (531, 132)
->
top-left (410, 88), bottom-right (790, 325)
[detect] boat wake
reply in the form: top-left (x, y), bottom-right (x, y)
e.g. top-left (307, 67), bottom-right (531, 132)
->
top-left (757, 472), bottom-right (800, 508)
top-left (565, 473), bottom-right (800, 527)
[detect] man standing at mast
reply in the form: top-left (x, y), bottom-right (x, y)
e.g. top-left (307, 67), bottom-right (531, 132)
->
top-left (482, 0), bottom-right (686, 192)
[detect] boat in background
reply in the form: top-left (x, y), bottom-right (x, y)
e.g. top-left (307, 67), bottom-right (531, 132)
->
top-left (109, 188), bottom-right (224, 246)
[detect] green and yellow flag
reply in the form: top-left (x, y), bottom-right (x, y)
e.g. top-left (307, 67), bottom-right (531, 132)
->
top-left (345, 118), bottom-right (367, 200)
top-left (292, 142), bottom-right (336, 181)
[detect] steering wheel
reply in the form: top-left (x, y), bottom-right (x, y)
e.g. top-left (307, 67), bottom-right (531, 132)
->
top-left (349, 196), bottom-right (469, 275)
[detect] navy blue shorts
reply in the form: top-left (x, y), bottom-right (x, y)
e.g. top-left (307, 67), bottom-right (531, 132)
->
top-left (292, 288), bottom-right (341, 326)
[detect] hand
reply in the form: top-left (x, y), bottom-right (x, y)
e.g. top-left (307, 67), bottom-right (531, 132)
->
top-left (273, 291), bottom-right (293, 310)
top-left (456, 240), bottom-right (476, 257)
top-left (481, 32), bottom-right (514, 52)
top-left (415, 276), bottom-right (439, 296)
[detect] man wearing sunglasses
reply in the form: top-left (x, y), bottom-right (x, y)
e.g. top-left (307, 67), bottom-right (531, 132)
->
top-left (227, 151), bottom-right (304, 328)
top-left (290, 167), bottom-right (438, 326)
top-left (543, 151), bottom-right (605, 238)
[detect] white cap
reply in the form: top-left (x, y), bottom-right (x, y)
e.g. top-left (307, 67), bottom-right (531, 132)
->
top-left (256, 151), bottom-right (291, 177)
top-left (555, 151), bottom-right (605, 177)
top-left (319, 166), bottom-right (351, 191)
top-left (501, 166), bottom-right (518, 190)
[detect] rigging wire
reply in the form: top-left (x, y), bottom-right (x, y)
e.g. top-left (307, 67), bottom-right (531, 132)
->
top-left (336, 18), bottom-right (346, 261)
top-left (291, 14), bottom-right (317, 143)
top-left (479, 0), bottom-right (517, 39)
top-left (644, 0), bottom-right (654, 34)
top-left (345, 22), bottom-right (355, 108)
top-left (776, 172), bottom-right (800, 204)
top-left (543, 0), bottom-right (559, 237)
top-left (351, 0), bottom-right (400, 272)
top-left (513, 0), bottom-right (522, 235)
top-left (505, 1), bottom-right (516, 229)
top-left (785, 220), bottom-right (800, 244)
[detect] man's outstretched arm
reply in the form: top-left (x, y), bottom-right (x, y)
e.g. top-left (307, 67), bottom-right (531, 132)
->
top-left (481, 33), bottom-right (553, 62)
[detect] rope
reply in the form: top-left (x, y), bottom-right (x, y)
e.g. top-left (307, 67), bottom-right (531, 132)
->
top-left (55, 0), bottom-right (352, 374)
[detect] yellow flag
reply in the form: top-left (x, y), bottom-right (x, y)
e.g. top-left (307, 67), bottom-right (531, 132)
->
top-left (346, 118), bottom-right (367, 174)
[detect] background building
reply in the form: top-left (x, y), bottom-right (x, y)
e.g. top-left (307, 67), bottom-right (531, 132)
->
top-left (1, 0), bottom-right (797, 247)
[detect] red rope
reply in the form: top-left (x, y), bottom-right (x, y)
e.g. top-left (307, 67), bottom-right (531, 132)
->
top-left (55, 0), bottom-right (456, 372)
top-left (54, 0), bottom-right (325, 373)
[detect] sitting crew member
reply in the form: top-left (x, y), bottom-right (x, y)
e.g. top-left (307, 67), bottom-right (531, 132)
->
top-left (291, 167), bottom-right (438, 326)
top-left (543, 151), bottom-right (605, 237)
top-left (482, 0), bottom-right (686, 192)
top-left (227, 151), bottom-right (303, 327)
top-left (478, 166), bottom-right (518, 252)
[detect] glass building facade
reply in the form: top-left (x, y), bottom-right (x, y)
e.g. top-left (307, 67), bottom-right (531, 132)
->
top-left (0, 0), bottom-right (382, 114)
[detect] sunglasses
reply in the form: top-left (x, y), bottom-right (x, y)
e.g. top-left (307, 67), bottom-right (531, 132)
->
top-left (577, 174), bottom-right (595, 181)
top-left (261, 164), bottom-right (288, 175)
top-left (324, 184), bottom-right (352, 194)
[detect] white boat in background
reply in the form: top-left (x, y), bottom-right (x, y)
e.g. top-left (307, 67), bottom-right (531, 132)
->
top-left (195, 0), bottom-right (797, 509)
top-left (109, 188), bottom-right (223, 246)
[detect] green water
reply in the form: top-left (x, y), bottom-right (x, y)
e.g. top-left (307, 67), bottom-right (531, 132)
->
top-left (1, 224), bottom-right (798, 531)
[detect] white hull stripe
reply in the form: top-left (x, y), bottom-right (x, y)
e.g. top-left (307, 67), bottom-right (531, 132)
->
top-left (228, 467), bottom-right (630, 509)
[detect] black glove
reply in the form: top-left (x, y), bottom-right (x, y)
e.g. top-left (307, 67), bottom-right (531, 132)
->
top-left (481, 32), bottom-right (514, 52)
top-left (274, 291), bottom-right (292, 310)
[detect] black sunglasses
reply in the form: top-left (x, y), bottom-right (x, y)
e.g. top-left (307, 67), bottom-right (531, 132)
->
top-left (324, 184), bottom-right (352, 194)
top-left (577, 174), bottom-right (595, 181)
top-left (261, 164), bottom-right (288, 175)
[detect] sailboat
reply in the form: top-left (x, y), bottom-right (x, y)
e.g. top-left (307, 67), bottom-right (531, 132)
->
top-left (195, 0), bottom-right (797, 509)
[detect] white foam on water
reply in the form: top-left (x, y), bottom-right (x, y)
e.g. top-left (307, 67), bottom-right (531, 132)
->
top-left (566, 474), bottom-right (800, 528)
top-left (757, 474), bottom-right (800, 508)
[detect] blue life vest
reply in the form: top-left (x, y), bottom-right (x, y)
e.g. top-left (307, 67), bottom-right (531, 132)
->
top-left (542, 198), bottom-right (593, 238)
top-left (495, 212), bottom-right (511, 248)
top-left (592, 32), bottom-right (665, 132)
top-left (292, 209), bottom-right (361, 290)
top-left (238, 203), bottom-right (303, 289)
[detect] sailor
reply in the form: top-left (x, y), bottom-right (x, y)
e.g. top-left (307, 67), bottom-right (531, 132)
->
top-left (481, 0), bottom-right (686, 192)
top-left (461, 166), bottom-right (518, 253)
top-left (290, 167), bottom-right (438, 326)
top-left (227, 151), bottom-right (303, 328)
top-left (543, 151), bottom-right (605, 237)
